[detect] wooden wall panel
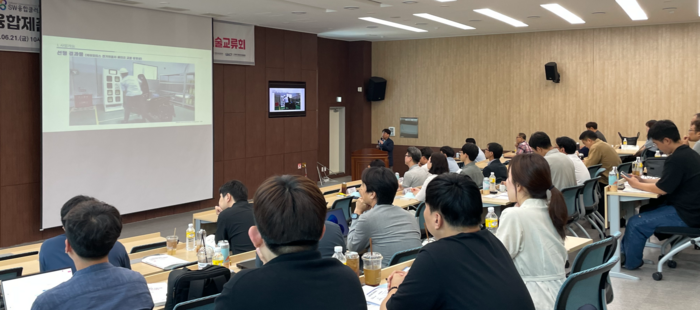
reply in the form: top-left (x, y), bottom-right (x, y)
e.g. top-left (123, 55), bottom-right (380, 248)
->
top-left (372, 22), bottom-right (700, 151)
top-left (223, 113), bottom-right (247, 160)
top-left (223, 66), bottom-right (246, 113)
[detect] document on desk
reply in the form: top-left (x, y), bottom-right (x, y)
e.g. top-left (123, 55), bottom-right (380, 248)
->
top-left (148, 282), bottom-right (168, 307)
top-left (142, 254), bottom-right (189, 270)
top-left (364, 283), bottom-right (388, 309)
top-left (622, 184), bottom-right (650, 194)
top-left (484, 192), bottom-right (509, 200)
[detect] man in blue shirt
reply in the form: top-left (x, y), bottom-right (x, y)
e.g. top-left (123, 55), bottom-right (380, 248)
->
top-left (377, 128), bottom-right (395, 170)
top-left (32, 200), bottom-right (153, 310)
top-left (39, 195), bottom-right (130, 273)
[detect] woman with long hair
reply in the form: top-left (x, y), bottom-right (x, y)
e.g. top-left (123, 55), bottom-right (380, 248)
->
top-left (495, 154), bottom-right (569, 310)
top-left (412, 152), bottom-right (449, 202)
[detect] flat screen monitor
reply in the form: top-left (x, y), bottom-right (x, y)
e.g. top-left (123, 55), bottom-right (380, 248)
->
top-left (1, 268), bottom-right (73, 310)
top-left (268, 81), bottom-right (306, 118)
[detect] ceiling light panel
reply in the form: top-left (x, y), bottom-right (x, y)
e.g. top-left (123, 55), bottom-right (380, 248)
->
top-left (359, 17), bottom-right (428, 32)
top-left (615, 0), bottom-right (648, 21)
top-left (413, 13), bottom-right (474, 30)
top-left (473, 9), bottom-right (528, 27)
top-left (540, 4), bottom-right (585, 24)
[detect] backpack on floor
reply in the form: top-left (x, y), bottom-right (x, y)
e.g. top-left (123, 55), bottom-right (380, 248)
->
top-left (164, 265), bottom-right (231, 310)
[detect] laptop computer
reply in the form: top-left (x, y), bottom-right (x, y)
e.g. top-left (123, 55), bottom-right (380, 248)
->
top-left (326, 208), bottom-right (349, 237)
top-left (1, 268), bottom-right (72, 310)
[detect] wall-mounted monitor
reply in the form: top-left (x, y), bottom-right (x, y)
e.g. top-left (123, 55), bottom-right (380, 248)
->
top-left (269, 81), bottom-right (306, 118)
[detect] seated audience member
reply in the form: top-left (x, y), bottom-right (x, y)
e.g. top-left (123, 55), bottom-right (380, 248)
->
top-left (621, 120), bottom-right (700, 270)
top-left (685, 119), bottom-right (700, 155)
top-left (579, 130), bottom-right (621, 189)
top-left (496, 154), bottom-right (569, 310)
top-left (482, 143), bottom-right (508, 184)
top-left (419, 147), bottom-right (433, 171)
top-left (380, 174), bottom-right (535, 310)
top-left (348, 168), bottom-right (422, 267)
top-left (530, 132), bottom-right (576, 190)
top-left (460, 143), bottom-right (483, 187)
top-left (516, 133), bottom-right (533, 155)
top-left (216, 176), bottom-right (365, 309)
top-left (401, 146), bottom-right (430, 188)
top-left (32, 201), bottom-right (153, 310)
top-left (586, 121), bottom-right (607, 142)
top-left (635, 120), bottom-right (659, 158)
top-left (556, 136), bottom-right (590, 185)
top-left (254, 220), bottom-right (347, 267)
top-left (440, 146), bottom-right (460, 173)
top-left (413, 153), bottom-right (450, 202)
top-left (39, 195), bottom-right (130, 273)
top-left (368, 159), bottom-right (386, 168)
top-left (215, 180), bottom-right (255, 255)
top-left (466, 138), bottom-right (486, 162)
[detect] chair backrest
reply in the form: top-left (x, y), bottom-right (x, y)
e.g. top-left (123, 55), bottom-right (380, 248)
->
top-left (330, 197), bottom-right (354, 221)
top-left (0, 267), bottom-right (22, 281)
top-left (323, 189), bottom-right (340, 195)
top-left (554, 257), bottom-right (619, 310)
top-left (581, 178), bottom-right (599, 208)
top-left (618, 132), bottom-right (640, 145)
top-left (561, 185), bottom-right (584, 218)
top-left (130, 241), bottom-right (168, 254)
top-left (587, 165), bottom-right (602, 179)
top-left (414, 202), bottom-right (426, 232)
top-left (617, 162), bottom-right (632, 174)
top-left (570, 235), bottom-right (616, 273)
top-left (389, 246), bottom-right (422, 266)
top-left (0, 251), bottom-right (38, 262)
top-left (173, 293), bottom-right (219, 310)
top-left (593, 168), bottom-right (606, 179)
top-left (644, 157), bottom-right (666, 178)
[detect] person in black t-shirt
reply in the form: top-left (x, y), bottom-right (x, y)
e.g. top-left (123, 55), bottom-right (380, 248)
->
top-left (214, 180), bottom-right (255, 255)
top-left (622, 120), bottom-right (700, 270)
top-left (380, 174), bottom-right (535, 310)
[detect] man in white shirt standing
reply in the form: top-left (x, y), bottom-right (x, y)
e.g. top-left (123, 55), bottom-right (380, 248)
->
top-left (556, 136), bottom-right (590, 185)
top-left (119, 68), bottom-right (142, 123)
top-left (530, 132), bottom-right (576, 191)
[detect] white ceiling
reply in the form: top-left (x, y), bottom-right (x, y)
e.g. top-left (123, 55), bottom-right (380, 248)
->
top-left (93, 0), bottom-right (700, 41)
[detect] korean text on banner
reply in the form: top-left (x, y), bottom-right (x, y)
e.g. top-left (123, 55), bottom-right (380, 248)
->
top-left (0, 0), bottom-right (40, 53)
top-left (213, 20), bottom-right (254, 66)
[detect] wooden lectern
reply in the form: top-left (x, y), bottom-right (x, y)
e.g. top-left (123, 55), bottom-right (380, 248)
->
top-left (351, 148), bottom-right (389, 180)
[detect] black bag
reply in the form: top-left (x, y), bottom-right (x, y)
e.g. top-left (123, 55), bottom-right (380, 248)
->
top-left (164, 265), bottom-right (231, 310)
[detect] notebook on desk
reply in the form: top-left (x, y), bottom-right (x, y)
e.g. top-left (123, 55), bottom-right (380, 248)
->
top-left (1, 268), bottom-right (73, 310)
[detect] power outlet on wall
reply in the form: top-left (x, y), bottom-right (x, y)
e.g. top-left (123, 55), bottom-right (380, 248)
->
top-left (357, 87), bottom-right (362, 92)
top-left (298, 163), bottom-right (302, 169)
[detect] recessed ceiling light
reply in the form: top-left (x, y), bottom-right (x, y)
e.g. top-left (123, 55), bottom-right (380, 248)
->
top-left (591, 12), bottom-right (606, 15)
top-left (615, 0), bottom-right (648, 20)
top-left (344, 6), bottom-right (360, 10)
top-left (292, 11), bottom-right (307, 15)
top-left (474, 9), bottom-right (528, 27)
top-left (540, 4), bottom-right (585, 24)
top-left (359, 17), bottom-right (428, 32)
top-left (414, 13), bottom-right (475, 30)
top-left (402, 1), bottom-right (419, 4)
top-left (527, 16), bottom-right (541, 19)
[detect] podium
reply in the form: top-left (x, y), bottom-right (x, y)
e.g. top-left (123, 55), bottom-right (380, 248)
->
top-left (351, 148), bottom-right (389, 180)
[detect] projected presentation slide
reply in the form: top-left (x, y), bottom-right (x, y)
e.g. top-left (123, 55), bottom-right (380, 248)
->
top-left (42, 36), bottom-right (212, 133)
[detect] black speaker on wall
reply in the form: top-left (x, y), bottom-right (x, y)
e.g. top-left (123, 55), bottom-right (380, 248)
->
top-left (366, 77), bottom-right (387, 101)
top-left (545, 62), bottom-right (560, 83)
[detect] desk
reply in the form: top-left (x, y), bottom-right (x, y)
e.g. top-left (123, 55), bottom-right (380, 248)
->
top-left (616, 147), bottom-right (639, 156)
top-left (605, 187), bottom-right (659, 281)
top-left (565, 237), bottom-right (593, 253)
top-left (481, 194), bottom-right (513, 216)
top-left (131, 243), bottom-right (200, 277)
top-left (319, 180), bottom-right (363, 194)
top-left (503, 152), bottom-right (517, 159)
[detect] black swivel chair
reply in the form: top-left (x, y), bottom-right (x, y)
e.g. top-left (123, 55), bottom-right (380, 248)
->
top-left (618, 132), bottom-right (640, 146)
top-left (389, 247), bottom-right (422, 266)
top-left (330, 196), bottom-right (354, 222)
top-left (130, 241), bottom-right (168, 254)
top-left (644, 157), bottom-right (666, 178)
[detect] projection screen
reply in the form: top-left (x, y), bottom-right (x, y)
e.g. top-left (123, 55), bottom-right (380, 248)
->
top-left (41, 0), bottom-right (213, 229)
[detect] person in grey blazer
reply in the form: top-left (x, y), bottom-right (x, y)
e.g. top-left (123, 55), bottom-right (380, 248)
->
top-left (401, 147), bottom-right (430, 189)
top-left (347, 167), bottom-right (423, 267)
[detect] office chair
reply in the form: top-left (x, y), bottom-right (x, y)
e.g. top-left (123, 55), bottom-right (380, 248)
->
top-left (323, 189), bottom-right (340, 195)
top-left (130, 241), bottom-right (168, 254)
top-left (0, 251), bottom-right (38, 262)
top-left (554, 257), bottom-right (619, 310)
top-left (561, 185), bottom-right (589, 239)
top-left (330, 196), bottom-right (354, 222)
top-left (581, 178), bottom-right (605, 239)
top-left (593, 168), bottom-right (606, 179)
top-left (414, 202), bottom-right (427, 239)
top-left (652, 226), bottom-right (700, 281)
top-left (644, 157), bottom-right (666, 178)
top-left (587, 164), bottom-right (602, 179)
top-left (617, 162), bottom-right (632, 174)
top-left (618, 132), bottom-right (640, 146)
top-left (389, 247), bottom-right (421, 266)
top-left (173, 293), bottom-right (220, 310)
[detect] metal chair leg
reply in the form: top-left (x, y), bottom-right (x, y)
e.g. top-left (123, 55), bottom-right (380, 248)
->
top-left (567, 225), bottom-right (579, 237)
top-left (574, 221), bottom-right (592, 239)
top-left (586, 215), bottom-right (605, 239)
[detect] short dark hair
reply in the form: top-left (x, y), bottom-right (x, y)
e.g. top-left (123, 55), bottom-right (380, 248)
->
top-left (361, 167), bottom-right (399, 205)
top-left (695, 113), bottom-right (700, 119)
top-left (486, 143), bottom-right (503, 159)
top-left (64, 201), bottom-right (122, 260)
top-left (428, 152), bottom-right (450, 175)
top-left (529, 132), bottom-right (552, 150)
top-left (585, 122), bottom-right (598, 130)
top-left (406, 147), bottom-right (421, 164)
top-left (692, 120), bottom-right (700, 132)
top-left (61, 195), bottom-right (97, 227)
top-left (382, 128), bottom-right (391, 135)
top-left (461, 143), bottom-right (479, 161)
top-left (555, 137), bottom-right (577, 154)
top-left (439, 146), bottom-right (455, 158)
top-left (253, 175), bottom-right (326, 255)
top-left (518, 133), bottom-right (527, 140)
top-left (465, 138), bottom-right (476, 144)
top-left (420, 147), bottom-right (433, 160)
top-left (648, 120), bottom-right (681, 143)
top-left (425, 174), bottom-right (483, 227)
top-left (219, 180), bottom-right (248, 202)
top-left (646, 120), bottom-right (657, 128)
top-left (578, 130), bottom-right (599, 141)
top-left (369, 159), bottom-right (386, 168)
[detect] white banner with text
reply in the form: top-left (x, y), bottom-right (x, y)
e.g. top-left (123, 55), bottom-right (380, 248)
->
top-left (0, 0), bottom-right (40, 52)
top-left (213, 20), bottom-right (254, 65)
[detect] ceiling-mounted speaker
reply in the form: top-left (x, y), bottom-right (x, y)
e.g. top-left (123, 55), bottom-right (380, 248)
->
top-left (545, 62), bottom-right (560, 83)
top-left (366, 77), bottom-right (387, 101)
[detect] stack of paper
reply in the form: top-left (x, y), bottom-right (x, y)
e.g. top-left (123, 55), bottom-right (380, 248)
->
top-left (364, 284), bottom-right (388, 310)
top-left (148, 282), bottom-right (168, 307)
top-left (142, 254), bottom-right (189, 270)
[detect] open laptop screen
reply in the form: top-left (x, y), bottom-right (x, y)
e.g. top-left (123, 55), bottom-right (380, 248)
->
top-left (2, 268), bottom-right (73, 310)
top-left (326, 208), bottom-right (349, 237)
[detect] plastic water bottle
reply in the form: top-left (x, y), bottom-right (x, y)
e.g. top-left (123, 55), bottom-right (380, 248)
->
top-left (197, 247), bottom-right (209, 270)
top-left (623, 138), bottom-right (628, 146)
top-left (609, 166), bottom-right (618, 186)
top-left (186, 224), bottom-right (196, 252)
top-left (331, 246), bottom-right (346, 265)
top-left (655, 151), bottom-right (661, 158)
top-left (483, 177), bottom-right (490, 191)
top-left (212, 247), bottom-right (224, 266)
top-left (485, 207), bottom-right (498, 234)
top-left (218, 240), bottom-right (230, 268)
top-left (395, 172), bottom-right (400, 180)
top-left (489, 172), bottom-right (496, 192)
top-left (196, 228), bottom-right (206, 252)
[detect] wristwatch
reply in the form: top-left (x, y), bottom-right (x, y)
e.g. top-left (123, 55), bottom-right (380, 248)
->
top-left (351, 213), bottom-right (360, 220)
